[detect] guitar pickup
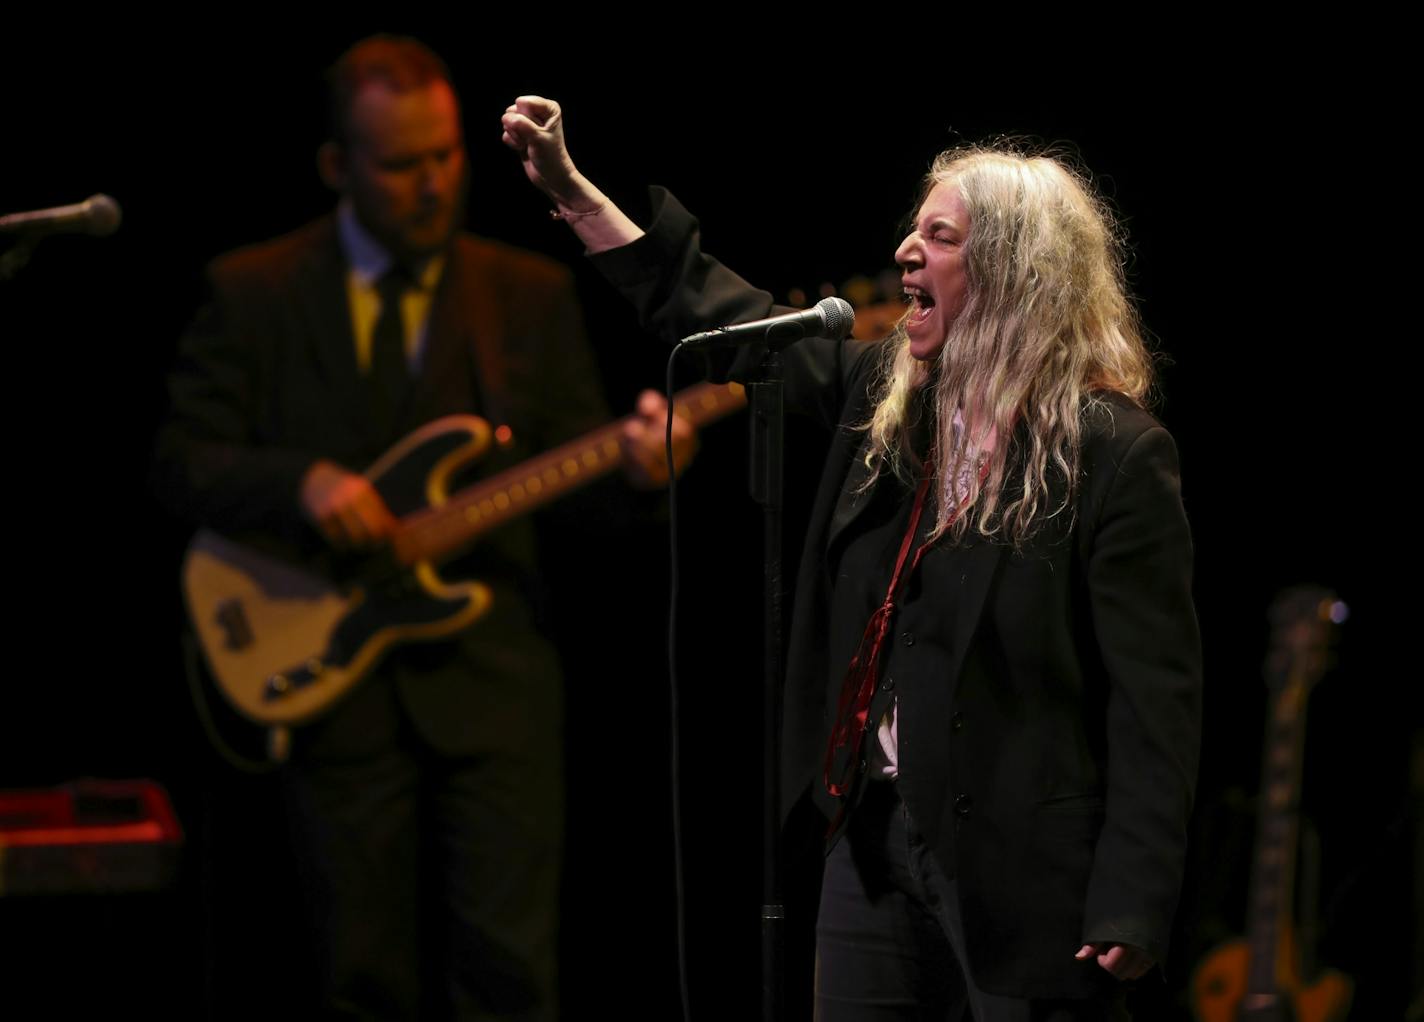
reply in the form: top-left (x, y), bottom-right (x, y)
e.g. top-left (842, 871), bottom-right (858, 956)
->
top-left (214, 598), bottom-right (254, 651)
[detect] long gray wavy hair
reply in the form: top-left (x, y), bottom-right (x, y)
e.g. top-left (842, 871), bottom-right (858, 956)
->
top-left (862, 144), bottom-right (1154, 544)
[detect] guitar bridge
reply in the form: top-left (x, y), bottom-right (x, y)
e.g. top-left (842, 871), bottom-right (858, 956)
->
top-left (264, 659), bottom-right (326, 702)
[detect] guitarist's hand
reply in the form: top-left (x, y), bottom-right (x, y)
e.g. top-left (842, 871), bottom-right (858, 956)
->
top-left (301, 460), bottom-right (398, 549)
top-left (621, 389), bottom-right (698, 490)
top-left (1075, 942), bottom-right (1155, 981)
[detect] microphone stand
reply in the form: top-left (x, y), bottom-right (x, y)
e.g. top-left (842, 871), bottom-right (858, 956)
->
top-left (682, 304), bottom-right (850, 1019)
top-left (747, 349), bottom-right (785, 1022)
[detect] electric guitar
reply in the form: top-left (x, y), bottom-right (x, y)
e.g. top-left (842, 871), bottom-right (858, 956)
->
top-left (1190, 586), bottom-right (1354, 1022)
top-left (183, 381), bottom-right (746, 732)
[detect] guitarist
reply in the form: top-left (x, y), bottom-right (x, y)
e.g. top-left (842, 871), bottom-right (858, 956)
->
top-left (153, 35), bottom-right (694, 1021)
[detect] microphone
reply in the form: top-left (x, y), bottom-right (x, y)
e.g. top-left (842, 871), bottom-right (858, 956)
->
top-left (0, 194), bottom-right (122, 238)
top-left (679, 296), bottom-right (855, 350)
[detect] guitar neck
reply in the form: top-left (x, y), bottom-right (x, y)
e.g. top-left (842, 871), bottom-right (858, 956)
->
top-left (1242, 587), bottom-right (1342, 999)
top-left (1244, 676), bottom-right (1309, 996)
top-left (391, 381), bottom-right (746, 567)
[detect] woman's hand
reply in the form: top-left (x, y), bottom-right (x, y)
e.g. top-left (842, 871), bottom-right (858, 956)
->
top-left (501, 96), bottom-right (586, 208)
top-left (500, 96), bottom-right (645, 253)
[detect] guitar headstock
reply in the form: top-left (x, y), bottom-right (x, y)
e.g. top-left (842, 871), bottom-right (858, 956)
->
top-left (1264, 586), bottom-right (1348, 696)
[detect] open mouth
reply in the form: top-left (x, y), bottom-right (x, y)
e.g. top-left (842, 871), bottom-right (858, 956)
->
top-left (904, 285), bottom-right (935, 325)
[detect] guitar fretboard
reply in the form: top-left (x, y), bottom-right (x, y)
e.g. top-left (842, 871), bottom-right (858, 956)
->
top-left (391, 381), bottom-right (745, 567)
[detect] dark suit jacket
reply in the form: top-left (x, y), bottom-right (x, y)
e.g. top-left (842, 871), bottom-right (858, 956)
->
top-left (155, 215), bottom-right (611, 759)
top-left (592, 190), bottom-right (1203, 998)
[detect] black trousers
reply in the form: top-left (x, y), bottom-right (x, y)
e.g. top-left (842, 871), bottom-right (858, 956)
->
top-left (815, 781), bottom-right (1126, 1022)
top-left (283, 669), bottom-right (562, 1021)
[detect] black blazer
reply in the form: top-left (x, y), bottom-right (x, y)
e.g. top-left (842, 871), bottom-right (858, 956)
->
top-left (592, 190), bottom-right (1202, 998)
top-left (155, 216), bottom-right (610, 758)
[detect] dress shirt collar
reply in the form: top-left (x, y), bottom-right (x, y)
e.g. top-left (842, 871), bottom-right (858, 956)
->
top-left (335, 199), bottom-right (445, 293)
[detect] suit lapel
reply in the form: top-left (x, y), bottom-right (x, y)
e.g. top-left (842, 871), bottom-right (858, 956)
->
top-left (409, 237), bottom-right (509, 430)
top-left (936, 537), bottom-right (1007, 707)
top-left (829, 432), bottom-right (1008, 708)
top-left (291, 220), bottom-right (375, 451)
top-left (828, 387), bottom-right (937, 553)
top-left (826, 436), bottom-right (880, 552)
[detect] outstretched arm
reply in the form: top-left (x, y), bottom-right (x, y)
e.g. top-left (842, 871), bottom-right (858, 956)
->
top-left (501, 97), bottom-right (697, 486)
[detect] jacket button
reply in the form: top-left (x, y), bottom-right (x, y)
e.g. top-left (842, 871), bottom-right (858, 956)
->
top-left (880, 676), bottom-right (895, 692)
top-left (901, 632), bottom-right (915, 647)
top-left (950, 712), bottom-right (963, 733)
top-left (954, 794), bottom-right (973, 817)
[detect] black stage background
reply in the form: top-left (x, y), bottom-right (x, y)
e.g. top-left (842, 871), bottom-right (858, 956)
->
top-left (0, 25), bottom-right (1411, 1019)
